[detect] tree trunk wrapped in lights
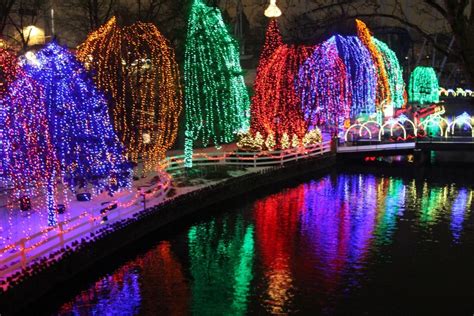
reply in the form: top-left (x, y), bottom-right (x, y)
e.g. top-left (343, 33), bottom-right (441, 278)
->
top-left (250, 44), bottom-right (313, 145)
top-left (25, 42), bottom-right (130, 196)
top-left (77, 17), bottom-right (182, 172)
top-left (409, 66), bottom-right (439, 105)
top-left (356, 19), bottom-right (391, 110)
top-left (184, 0), bottom-right (250, 168)
top-left (297, 37), bottom-right (351, 134)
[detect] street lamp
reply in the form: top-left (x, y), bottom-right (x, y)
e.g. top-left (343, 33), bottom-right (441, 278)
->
top-left (264, 0), bottom-right (282, 18)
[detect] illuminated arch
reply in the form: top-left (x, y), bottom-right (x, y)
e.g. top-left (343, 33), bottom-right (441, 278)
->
top-left (448, 113), bottom-right (474, 137)
top-left (378, 121), bottom-right (406, 141)
top-left (396, 115), bottom-right (417, 136)
top-left (418, 115), bottom-right (449, 137)
top-left (344, 124), bottom-right (372, 141)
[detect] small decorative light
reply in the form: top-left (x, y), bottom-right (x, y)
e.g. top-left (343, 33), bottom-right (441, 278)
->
top-left (142, 132), bottom-right (151, 144)
top-left (264, 0), bottom-right (282, 18)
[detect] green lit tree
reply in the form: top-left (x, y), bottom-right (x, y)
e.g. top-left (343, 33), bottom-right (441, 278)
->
top-left (409, 66), bottom-right (439, 105)
top-left (184, 0), bottom-right (250, 167)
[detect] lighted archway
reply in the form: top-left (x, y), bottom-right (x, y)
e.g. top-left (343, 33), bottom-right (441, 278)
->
top-left (378, 121), bottom-right (406, 141)
top-left (418, 115), bottom-right (449, 137)
top-left (344, 124), bottom-right (372, 142)
top-left (448, 113), bottom-right (474, 137)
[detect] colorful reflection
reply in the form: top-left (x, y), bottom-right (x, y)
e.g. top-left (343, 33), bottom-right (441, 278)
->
top-left (188, 215), bottom-right (255, 315)
top-left (57, 172), bottom-right (474, 314)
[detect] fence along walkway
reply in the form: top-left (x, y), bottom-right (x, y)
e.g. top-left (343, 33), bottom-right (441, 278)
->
top-left (0, 140), bottom-right (332, 282)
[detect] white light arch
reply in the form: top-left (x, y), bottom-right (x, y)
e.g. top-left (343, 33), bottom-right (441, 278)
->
top-left (448, 113), bottom-right (474, 137)
top-left (418, 115), bottom-right (449, 137)
top-left (378, 120), bottom-right (407, 141)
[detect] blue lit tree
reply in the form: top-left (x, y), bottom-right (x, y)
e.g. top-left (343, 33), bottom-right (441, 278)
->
top-left (2, 70), bottom-right (60, 226)
top-left (24, 42), bottom-right (131, 194)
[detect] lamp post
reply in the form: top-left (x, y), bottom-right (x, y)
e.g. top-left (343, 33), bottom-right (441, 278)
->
top-left (264, 0), bottom-right (282, 18)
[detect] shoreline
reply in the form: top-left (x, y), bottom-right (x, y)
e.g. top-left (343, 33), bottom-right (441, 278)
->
top-left (0, 153), bottom-right (336, 315)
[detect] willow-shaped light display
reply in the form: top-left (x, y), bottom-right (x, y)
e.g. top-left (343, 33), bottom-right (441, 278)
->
top-left (298, 37), bottom-right (351, 131)
top-left (408, 66), bottom-right (439, 104)
top-left (334, 35), bottom-right (377, 117)
top-left (356, 19), bottom-right (391, 109)
top-left (26, 42), bottom-right (130, 194)
top-left (250, 44), bottom-right (313, 144)
top-left (1, 48), bottom-right (18, 179)
top-left (373, 38), bottom-right (406, 109)
top-left (2, 64), bottom-right (60, 225)
top-left (77, 17), bottom-right (182, 171)
top-left (184, 0), bottom-right (250, 167)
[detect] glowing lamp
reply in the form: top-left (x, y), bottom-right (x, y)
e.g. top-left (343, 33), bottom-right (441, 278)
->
top-left (23, 25), bottom-right (45, 46)
top-left (264, 0), bottom-right (282, 18)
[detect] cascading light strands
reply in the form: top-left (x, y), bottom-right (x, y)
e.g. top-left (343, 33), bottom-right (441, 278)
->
top-left (356, 19), bottom-right (391, 110)
top-left (334, 35), bottom-right (377, 117)
top-left (184, 0), bottom-right (250, 167)
top-left (298, 37), bottom-right (351, 132)
top-left (2, 69), bottom-right (60, 225)
top-left (257, 19), bottom-right (283, 72)
top-left (77, 17), bottom-right (182, 171)
top-left (409, 66), bottom-right (440, 104)
top-left (250, 44), bottom-right (313, 145)
top-left (26, 42), bottom-right (130, 194)
top-left (373, 38), bottom-right (406, 109)
top-left (1, 47), bottom-right (19, 179)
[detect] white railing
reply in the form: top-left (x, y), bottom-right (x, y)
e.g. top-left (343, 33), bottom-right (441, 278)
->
top-left (161, 141), bottom-right (332, 172)
top-left (0, 141), bottom-right (332, 281)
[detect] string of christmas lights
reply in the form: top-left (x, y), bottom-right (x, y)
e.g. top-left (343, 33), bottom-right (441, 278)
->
top-left (25, 42), bottom-right (130, 195)
top-left (298, 37), bottom-right (351, 132)
top-left (373, 38), bottom-right (406, 109)
top-left (184, 0), bottom-right (250, 168)
top-left (2, 69), bottom-right (60, 226)
top-left (409, 66), bottom-right (440, 104)
top-left (77, 17), bottom-right (182, 172)
top-left (356, 19), bottom-right (391, 110)
top-left (250, 44), bottom-right (313, 145)
top-left (334, 35), bottom-right (377, 117)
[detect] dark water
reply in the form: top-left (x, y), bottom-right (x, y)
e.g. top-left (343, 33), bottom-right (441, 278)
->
top-left (53, 167), bottom-right (474, 315)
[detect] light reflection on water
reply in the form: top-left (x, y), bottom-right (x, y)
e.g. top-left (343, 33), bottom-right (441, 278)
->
top-left (56, 172), bottom-right (474, 315)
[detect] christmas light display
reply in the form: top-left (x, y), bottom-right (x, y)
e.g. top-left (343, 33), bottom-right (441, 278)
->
top-left (257, 19), bottom-right (283, 73)
top-left (409, 66), bottom-right (440, 104)
top-left (302, 128), bottom-right (322, 146)
top-left (373, 38), bottom-right (406, 109)
top-left (298, 37), bottom-right (351, 131)
top-left (77, 17), bottom-right (182, 171)
top-left (356, 20), bottom-right (391, 109)
top-left (184, 0), bottom-right (250, 167)
top-left (250, 44), bottom-right (313, 144)
top-left (25, 42), bottom-right (130, 193)
top-left (1, 60), bottom-right (60, 225)
top-left (0, 48), bottom-right (19, 179)
top-left (334, 35), bottom-right (377, 117)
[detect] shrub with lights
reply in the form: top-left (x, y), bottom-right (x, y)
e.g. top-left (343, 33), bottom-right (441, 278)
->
top-left (77, 17), bottom-right (183, 172)
top-left (409, 66), bottom-right (440, 104)
top-left (184, 0), bottom-right (250, 168)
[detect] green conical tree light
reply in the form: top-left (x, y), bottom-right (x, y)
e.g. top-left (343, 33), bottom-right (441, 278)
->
top-left (184, 0), bottom-right (250, 168)
top-left (409, 66), bottom-right (439, 104)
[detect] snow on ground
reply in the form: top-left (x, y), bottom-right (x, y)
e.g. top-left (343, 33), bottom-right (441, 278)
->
top-left (0, 145), bottom-right (270, 283)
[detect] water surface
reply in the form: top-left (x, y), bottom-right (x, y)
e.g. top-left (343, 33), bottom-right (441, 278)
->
top-left (54, 167), bottom-right (474, 315)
